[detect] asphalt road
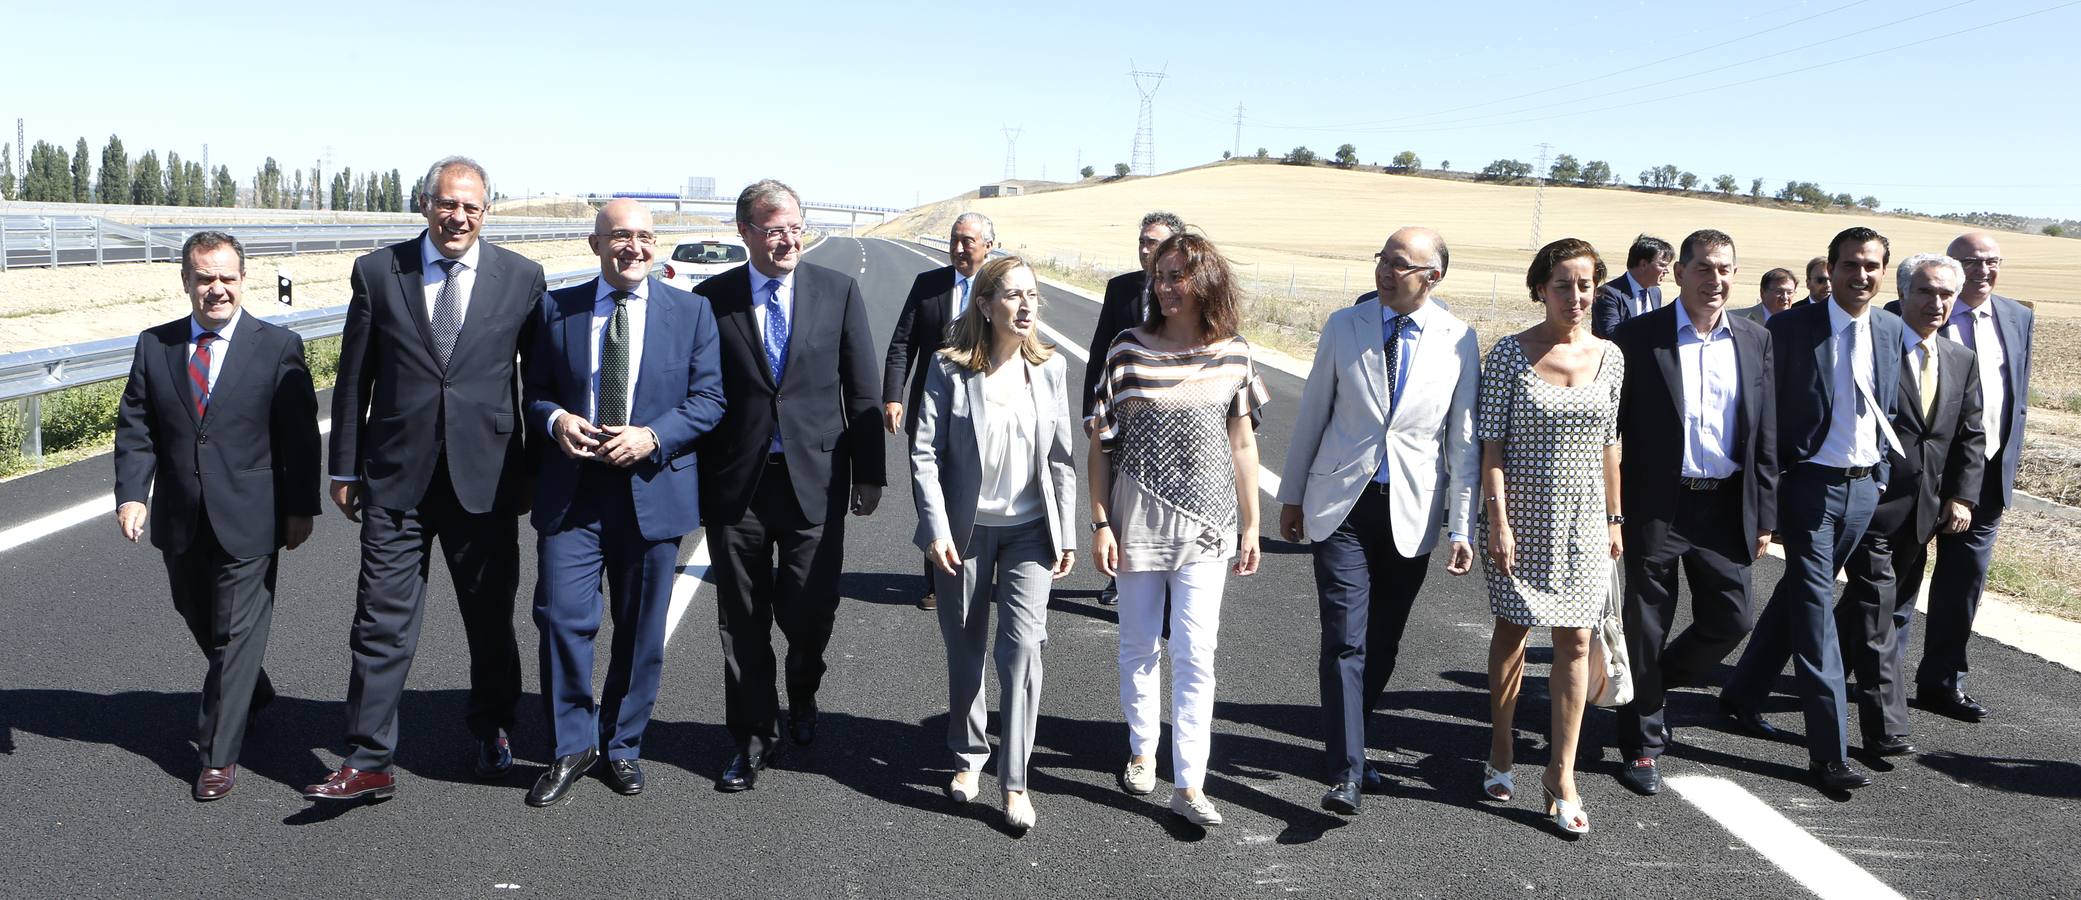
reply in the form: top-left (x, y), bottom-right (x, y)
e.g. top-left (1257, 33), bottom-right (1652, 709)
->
top-left (1, 236), bottom-right (2075, 898)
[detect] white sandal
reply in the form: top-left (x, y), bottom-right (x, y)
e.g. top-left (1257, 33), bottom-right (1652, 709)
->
top-left (1482, 763), bottom-right (1514, 802)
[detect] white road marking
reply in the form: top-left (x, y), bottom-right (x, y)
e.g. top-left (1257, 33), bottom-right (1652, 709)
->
top-left (1666, 775), bottom-right (1906, 900)
top-left (662, 536), bottom-right (712, 646)
top-left (1, 417), bottom-right (333, 554)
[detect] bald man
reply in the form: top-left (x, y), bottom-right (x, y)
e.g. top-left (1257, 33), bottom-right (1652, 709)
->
top-left (519, 199), bottom-right (725, 805)
top-left (1278, 226), bottom-right (1481, 814)
top-left (1915, 231), bottom-right (2033, 722)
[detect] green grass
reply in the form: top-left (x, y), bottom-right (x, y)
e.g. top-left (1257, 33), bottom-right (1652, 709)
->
top-left (0, 334), bottom-right (343, 479)
top-left (1987, 549), bottom-right (2081, 622)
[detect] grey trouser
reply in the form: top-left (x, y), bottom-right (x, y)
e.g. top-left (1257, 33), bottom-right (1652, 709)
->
top-left (934, 518), bottom-right (1052, 792)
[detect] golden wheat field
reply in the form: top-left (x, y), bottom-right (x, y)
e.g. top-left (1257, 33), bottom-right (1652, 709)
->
top-left (897, 162), bottom-right (2078, 315)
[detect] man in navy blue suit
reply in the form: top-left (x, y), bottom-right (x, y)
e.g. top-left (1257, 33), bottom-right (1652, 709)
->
top-left (520, 199), bottom-right (726, 806)
top-left (1722, 226), bottom-right (1907, 793)
top-left (1590, 234), bottom-right (1672, 339)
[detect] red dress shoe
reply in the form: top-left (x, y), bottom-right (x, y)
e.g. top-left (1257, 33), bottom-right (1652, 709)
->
top-left (194, 765), bottom-right (237, 802)
top-left (303, 766), bottom-right (397, 801)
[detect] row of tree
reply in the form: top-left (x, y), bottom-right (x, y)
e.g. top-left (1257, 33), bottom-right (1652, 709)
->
top-left (0, 136), bottom-right (412, 213)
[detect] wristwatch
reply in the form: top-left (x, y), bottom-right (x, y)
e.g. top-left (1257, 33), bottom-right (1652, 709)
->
top-left (1090, 521), bottom-right (1111, 533)
top-left (1607, 514), bottom-right (1625, 525)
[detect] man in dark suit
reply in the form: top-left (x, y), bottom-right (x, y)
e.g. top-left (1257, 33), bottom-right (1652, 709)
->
top-left (1609, 229), bottom-right (1778, 796)
top-left (1837, 254), bottom-right (1986, 758)
top-left (1730, 268), bottom-right (1801, 325)
top-left (115, 231), bottom-right (322, 802)
top-left (1803, 256), bottom-right (1832, 308)
top-left (695, 179), bottom-right (885, 792)
top-left (1723, 226), bottom-right (1908, 792)
top-left (307, 157), bottom-right (548, 802)
top-left (1917, 231), bottom-right (2034, 722)
top-left (520, 200), bottom-right (726, 806)
top-left (1082, 210), bottom-right (1185, 417)
top-left (1080, 210), bottom-right (1183, 606)
top-left (881, 212), bottom-right (994, 610)
top-left (1590, 234), bottom-right (1673, 339)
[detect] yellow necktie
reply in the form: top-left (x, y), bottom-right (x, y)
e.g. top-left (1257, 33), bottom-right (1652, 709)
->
top-left (1918, 340), bottom-right (1938, 420)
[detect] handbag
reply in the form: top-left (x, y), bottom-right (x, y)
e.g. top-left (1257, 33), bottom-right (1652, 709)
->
top-left (1588, 561), bottom-right (1634, 708)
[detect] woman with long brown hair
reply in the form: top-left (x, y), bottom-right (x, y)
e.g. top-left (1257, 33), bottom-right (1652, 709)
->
top-left (1088, 232), bottom-right (1268, 827)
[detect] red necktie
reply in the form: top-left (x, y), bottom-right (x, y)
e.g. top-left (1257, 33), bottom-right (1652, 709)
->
top-left (189, 332), bottom-right (219, 418)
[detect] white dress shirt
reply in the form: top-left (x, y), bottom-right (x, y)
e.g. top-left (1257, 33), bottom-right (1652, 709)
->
top-left (1811, 301), bottom-right (1881, 468)
top-left (186, 307), bottom-right (247, 396)
top-left (548, 279), bottom-right (648, 433)
top-left (420, 233), bottom-right (482, 324)
top-left (1946, 301), bottom-right (2006, 458)
top-left (1674, 302), bottom-right (1740, 479)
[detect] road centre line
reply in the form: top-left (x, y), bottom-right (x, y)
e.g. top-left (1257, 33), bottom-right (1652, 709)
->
top-left (1666, 776), bottom-right (1906, 900)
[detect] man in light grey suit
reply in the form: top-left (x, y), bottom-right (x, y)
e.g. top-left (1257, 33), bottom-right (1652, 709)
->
top-left (1732, 267), bottom-right (1801, 325)
top-left (1916, 231), bottom-right (2034, 722)
top-left (1277, 226), bottom-right (1481, 815)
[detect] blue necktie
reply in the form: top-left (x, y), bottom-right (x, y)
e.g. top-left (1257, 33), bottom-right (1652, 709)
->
top-left (762, 278), bottom-right (789, 382)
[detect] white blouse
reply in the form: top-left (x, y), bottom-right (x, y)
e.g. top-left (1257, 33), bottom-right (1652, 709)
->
top-left (973, 362), bottom-right (1043, 526)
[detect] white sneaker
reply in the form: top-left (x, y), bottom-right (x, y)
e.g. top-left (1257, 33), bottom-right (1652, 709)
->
top-left (1169, 789), bottom-right (1223, 826)
top-left (1121, 758), bottom-right (1155, 795)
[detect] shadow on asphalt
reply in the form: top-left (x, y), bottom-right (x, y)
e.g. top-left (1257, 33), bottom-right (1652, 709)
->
top-left (0, 687), bottom-right (553, 811)
top-left (1916, 750), bottom-right (2081, 797)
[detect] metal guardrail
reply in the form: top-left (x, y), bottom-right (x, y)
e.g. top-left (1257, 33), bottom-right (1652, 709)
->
top-left (0, 215), bottom-right (597, 270)
top-left (0, 263), bottom-right (637, 462)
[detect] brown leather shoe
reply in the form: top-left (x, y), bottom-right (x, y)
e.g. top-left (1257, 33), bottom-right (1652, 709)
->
top-left (194, 765), bottom-right (236, 802)
top-left (918, 592), bottom-right (937, 611)
top-left (303, 766), bottom-right (397, 801)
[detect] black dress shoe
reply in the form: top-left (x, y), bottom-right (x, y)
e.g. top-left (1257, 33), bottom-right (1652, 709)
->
top-left (602, 758), bottom-right (645, 795)
top-left (1321, 782), bottom-right (1361, 815)
top-left (1809, 760), bottom-right (1872, 791)
top-left (1097, 579), bottom-right (1119, 607)
top-left (1862, 734), bottom-right (1917, 757)
top-left (475, 734), bottom-right (514, 779)
top-left (717, 746), bottom-right (779, 793)
top-left (1617, 757), bottom-right (1661, 795)
top-left (1718, 697), bottom-right (1783, 740)
top-left (790, 709), bottom-right (818, 746)
top-left (1360, 762), bottom-right (1388, 792)
top-left (526, 748), bottom-right (598, 807)
top-left (1915, 691), bottom-right (1988, 722)
top-left (918, 592), bottom-right (937, 611)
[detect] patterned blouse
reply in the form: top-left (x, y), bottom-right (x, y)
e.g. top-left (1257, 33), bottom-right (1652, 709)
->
top-left (1090, 331), bottom-right (1271, 571)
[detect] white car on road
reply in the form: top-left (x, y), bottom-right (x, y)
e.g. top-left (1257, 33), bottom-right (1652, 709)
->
top-left (662, 238), bottom-right (749, 291)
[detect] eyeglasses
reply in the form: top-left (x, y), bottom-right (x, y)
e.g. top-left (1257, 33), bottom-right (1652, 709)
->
top-left (431, 198), bottom-right (485, 218)
top-left (751, 224), bottom-right (807, 239)
top-left (1955, 256), bottom-right (2002, 269)
top-left (601, 230), bottom-right (657, 247)
top-left (1374, 253), bottom-right (1437, 276)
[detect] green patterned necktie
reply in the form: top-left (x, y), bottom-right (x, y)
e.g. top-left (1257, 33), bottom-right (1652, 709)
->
top-left (598, 290), bottom-right (632, 427)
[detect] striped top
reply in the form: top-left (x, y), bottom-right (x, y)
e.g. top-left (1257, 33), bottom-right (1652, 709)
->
top-left (1091, 331), bottom-right (1270, 569)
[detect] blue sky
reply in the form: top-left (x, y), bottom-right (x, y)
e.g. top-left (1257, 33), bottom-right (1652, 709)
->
top-left (7, 0), bottom-right (2077, 218)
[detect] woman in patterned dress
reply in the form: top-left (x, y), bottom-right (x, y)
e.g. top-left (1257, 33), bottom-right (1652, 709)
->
top-left (1088, 232), bottom-right (1268, 828)
top-left (1478, 238), bottom-right (1625, 836)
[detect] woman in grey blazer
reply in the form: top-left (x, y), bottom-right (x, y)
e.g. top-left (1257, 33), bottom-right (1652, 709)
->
top-left (911, 255), bottom-right (1077, 832)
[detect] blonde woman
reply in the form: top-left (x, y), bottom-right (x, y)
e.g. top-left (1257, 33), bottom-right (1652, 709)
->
top-left (911, 255), bottom-right (1076, 832)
